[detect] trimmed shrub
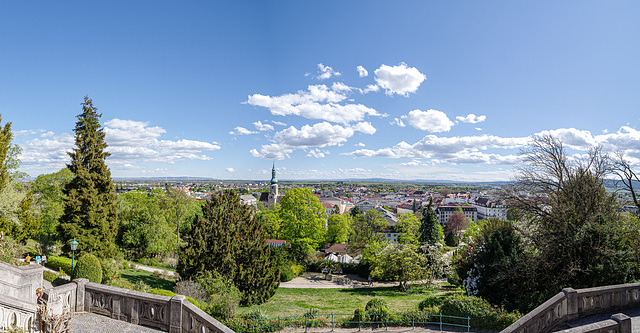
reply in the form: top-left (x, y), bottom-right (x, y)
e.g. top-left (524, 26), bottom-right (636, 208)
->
top-left (45, 256), bottom-right (73, 275)
top-left (418, 296), bottom-right (444, 311)
top-left (280, 264), bottom-right (294, 282)
top-left (52, 277), bottom-right (70, 286)
top-left (357, 260), bottom-right (372, 278)
top-left (365, 297), bottom-right (389, 323)
top-left (73, 253), bottom-right (102, 283)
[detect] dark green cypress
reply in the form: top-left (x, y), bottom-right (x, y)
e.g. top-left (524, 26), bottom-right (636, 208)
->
top-left (418, 198), bottom-right (440, 245)
top-left (59, 96), bottom-right (118, 258)
top-left (179, 190), bottom-right (279, 305)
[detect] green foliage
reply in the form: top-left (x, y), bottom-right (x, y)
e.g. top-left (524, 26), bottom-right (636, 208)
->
top-left (255, 209), bottom-right (281, 239)
top-left (370, 244), bottom-right (448, 290)
top-left (196, 271), bottom-right (242, 319)
top-left (73, 252), bottom-right (102, 283)
top-left (395, 213), bottom-right (420, 244)
top-left (100, 258), bottom-right (121, 284)
top-left (365, 297), bottom-right (389, 323)
top-left (117, 191), bottom-right (177, 259)
top-left (161, 185), bottom-right (200, 244)
top-left (45, 256), bottom-right (73, 275)
top-left (178, 190), bottom-right (279, 305)
top-left (279, 188), bottom-right (327, 255)
top-left (32, 168), bottom-right (74, 244)
top-left (290, 264), bottom-right (305, 276)
top-left (43, 270), bottom-right (58, 282)
top-left (148, 288), bottom-right (201, 308)
top-left (418, 296), bottom-right (444, 311)
top-left (418, 199), bottom-right (442, 245)
top-left (326, 214), bottom-right (351, 244)
top-left (59, 96), bottom-right (118, 259)
top-left (440, 294), bottom-right (520, 330)
top-left (280, 264), bottom-right (294, 282)
top-left (444, 231), bottom-right (458, 247)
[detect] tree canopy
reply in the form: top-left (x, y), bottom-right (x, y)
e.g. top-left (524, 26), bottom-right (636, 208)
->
top-left (279, 188), bottom-right (327, 255)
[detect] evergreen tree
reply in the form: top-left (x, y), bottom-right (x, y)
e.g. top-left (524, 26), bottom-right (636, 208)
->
top-left (178, 190), bottom-right (279, 305)
top-left (418, 198), bottom-right (441, 244)
top-left (59, 96), bottom-right (118, 258)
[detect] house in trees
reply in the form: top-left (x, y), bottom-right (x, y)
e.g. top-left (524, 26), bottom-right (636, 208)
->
top-left (471, 197), bottom-right (507, 220)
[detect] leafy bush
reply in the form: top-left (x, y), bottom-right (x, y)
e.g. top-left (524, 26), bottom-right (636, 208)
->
top-left (43, 270), bottom-right (58, 282)
top-left (418, 296), bottom-right (443, 311)
top-left (447, 270), bottom-right (462, 286)
top-left (196, 271), bottom-right (242, 319)
top-left (445, 232), bottom-right (459, 247)
top-left (440, 294), bottom-right (520, 330)
top-left (280, 264), bottom-right (294, 282)
top-left (290, 264), bottom-right (305, 276)
top-left (73, 253), bottom-right (102, 283)
top-left (134, 280), bottom-right (151, 292)
top-left (340, 262), bottom-right (359, 275)
top-left (45, 256), bottom-right (73, 275)
top-left (100, 259), bottom-right (121, 284)
top-left (174, 280), bottom-right (208, 304)
top-left (365, 297), bottom-right (389, 323)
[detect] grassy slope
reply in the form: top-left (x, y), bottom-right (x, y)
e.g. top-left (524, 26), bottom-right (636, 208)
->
top-left (119, 268), bottom-right (177, 291)
top-left (239, 285), bottom-right (463, 317)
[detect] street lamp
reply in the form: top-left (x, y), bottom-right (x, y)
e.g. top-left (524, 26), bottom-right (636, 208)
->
top-left (70, 238), bottom-right (79, 280)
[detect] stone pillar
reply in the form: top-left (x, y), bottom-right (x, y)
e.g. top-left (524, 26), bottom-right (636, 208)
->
top-left (73, 278), bottom-right (89, 312)
top-left (562, 288), bottom-right (578, 321)
top-left (169, 295), bottom-right (185, 333)
top-left (129, 298), bottom-right (139, 325)
top-left (112, 295), bottom-right (121, 320)
top-left (611, 313), bottom-right (631, 333)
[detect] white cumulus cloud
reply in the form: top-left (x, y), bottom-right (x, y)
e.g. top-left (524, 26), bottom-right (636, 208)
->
top-left (357, 65), bottom-right (368, 77)
top-left (247, 85), bottom-right (380, 124)
top-left (229, 126), bottom-right (257, 135)
top-left (400, 109), bottom-right (454, 133)
top-left (253, 121), bottom-right (274, 131)
top-left (374, 63), bottom-right (426, 96)
top-left (317, 63), bottom-right (341, 80)
top-left (226, 168), bottom-right (235, 173)
top-left (456, 114), bottom-right (487, 124)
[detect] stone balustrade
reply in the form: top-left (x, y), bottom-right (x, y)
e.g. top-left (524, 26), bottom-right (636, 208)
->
top-left (45, 278), bottom-right (233, 333)
top-left (502, 283), bottom-right (640, 333)
top-left (0, 293), bottom-right (38, 332)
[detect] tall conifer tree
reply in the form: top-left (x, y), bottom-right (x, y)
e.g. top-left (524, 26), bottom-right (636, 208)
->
top-left (418, 198), bottom-right (441, 245)
top-left (59, 96), bottom-right (117, 258)
top-left (178, 190), bottom-right (279, 305)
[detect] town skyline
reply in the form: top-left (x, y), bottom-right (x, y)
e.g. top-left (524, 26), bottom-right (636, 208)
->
top-left (2, 1), bottom-right (639, 181)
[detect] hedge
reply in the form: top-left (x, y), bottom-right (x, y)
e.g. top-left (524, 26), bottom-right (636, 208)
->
top-left (45, 256), bottom-right (73, 275)
top-left (73, 253), bottom-right (102, 283)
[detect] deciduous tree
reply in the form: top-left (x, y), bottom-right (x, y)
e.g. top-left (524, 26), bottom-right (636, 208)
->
top-left (279, 188), bottom-right (327, 255)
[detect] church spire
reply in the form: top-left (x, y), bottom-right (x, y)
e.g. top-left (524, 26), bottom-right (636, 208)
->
top-left (270, 161), bottom-right (278, 185)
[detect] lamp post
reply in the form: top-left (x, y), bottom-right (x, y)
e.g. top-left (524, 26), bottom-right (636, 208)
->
top-left (70, 238), bottom-right (79, 280)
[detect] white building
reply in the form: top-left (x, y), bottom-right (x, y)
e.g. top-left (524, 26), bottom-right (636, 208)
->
top-left (435, 205), bottom-right (478, 226)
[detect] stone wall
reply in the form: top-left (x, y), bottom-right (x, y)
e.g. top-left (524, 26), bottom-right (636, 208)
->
top-left (0, 262), bottom-right (43, 304)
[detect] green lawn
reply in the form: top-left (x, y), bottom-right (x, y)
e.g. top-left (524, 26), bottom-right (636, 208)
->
top-left (119, 269), bottom-right (177, 291)
top-left (239, 284), bottom-right (464, 317)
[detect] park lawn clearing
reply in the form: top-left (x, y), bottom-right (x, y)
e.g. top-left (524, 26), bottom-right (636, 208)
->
top-left (119, 268), bottom-right (176, 291)
top-left (238, 284), bottom-right (462, 318)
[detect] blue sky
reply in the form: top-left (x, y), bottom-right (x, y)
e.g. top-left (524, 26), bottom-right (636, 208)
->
top-left (2, 1), bottom-right (640, 181)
